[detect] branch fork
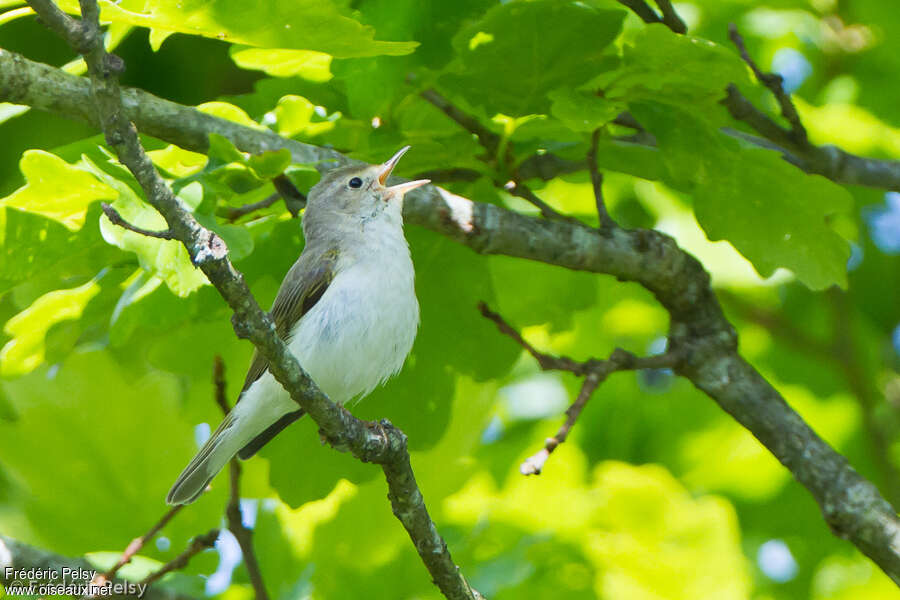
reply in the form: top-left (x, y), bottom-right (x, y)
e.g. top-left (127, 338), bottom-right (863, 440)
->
top-left (479, 302), bottom-right (679, 475)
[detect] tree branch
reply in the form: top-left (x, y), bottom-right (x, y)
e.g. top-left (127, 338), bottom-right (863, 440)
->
top-left (21, 3), bottom-right (481, 599)
top-left (723, 290), bottom-right (900, 506)
top-left (717, 29), bottom-right (900, 191)
top-left (4, 41), bottom-right (900, 584)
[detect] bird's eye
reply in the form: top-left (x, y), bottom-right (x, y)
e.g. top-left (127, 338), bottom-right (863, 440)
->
top-left (348, 177), bottom-right (363, 189)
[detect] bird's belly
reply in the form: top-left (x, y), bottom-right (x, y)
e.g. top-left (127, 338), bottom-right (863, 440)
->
top-left (286, 260), bottom-right (418, 404)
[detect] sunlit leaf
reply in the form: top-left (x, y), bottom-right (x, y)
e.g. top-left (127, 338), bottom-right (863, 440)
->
top-left (54, 0), bottom-right (418, 58)
top-left (230, 47), bottom-right (333, 81)
top-left (0, 279), bottom-right (99, 376)
top-left (0, 150), bottom-right (117, 231)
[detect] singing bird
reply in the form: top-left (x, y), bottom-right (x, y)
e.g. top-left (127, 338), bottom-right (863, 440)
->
top-left (167, 147), bottom-right (428, 505)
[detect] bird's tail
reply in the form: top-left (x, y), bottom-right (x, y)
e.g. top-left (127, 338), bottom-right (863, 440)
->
top-left (167, 395), bottom-right (292, 505)
top-left (166, 411), bottom-right (244, 505)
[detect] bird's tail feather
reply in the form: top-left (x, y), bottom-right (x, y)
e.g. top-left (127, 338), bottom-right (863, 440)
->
top-left (167, 410), bottom-right (257, 505)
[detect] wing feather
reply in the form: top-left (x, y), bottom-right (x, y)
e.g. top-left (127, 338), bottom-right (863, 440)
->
top-left (240, 247), bottom-right (338, 392)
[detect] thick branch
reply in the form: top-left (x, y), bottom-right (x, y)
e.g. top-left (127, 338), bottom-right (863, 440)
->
top-left (4, 45), bottom-right (900, 583)
top-left (20, 3), bottom-right (480, 598)
top-left (720, 85), bottom-right (900, 191)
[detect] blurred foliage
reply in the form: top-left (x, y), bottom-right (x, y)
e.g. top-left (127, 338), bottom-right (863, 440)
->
top-left (0, 0), bottom-right (899, 598)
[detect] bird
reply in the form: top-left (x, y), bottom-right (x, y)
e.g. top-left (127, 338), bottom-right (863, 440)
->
top-left (166, 146), bottom-right (428, 505)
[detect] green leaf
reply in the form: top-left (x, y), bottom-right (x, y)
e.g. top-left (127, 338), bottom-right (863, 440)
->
top-left (197, 102), bottom-right (264, 130)
top-left (0, 279), bottom-right (99, 376)
top-left (0, 150), bottom-right (117, 231)
top-left (147, 145), bottom-right (208, 178)
top-left (0, 351), bottom-right (225, 558)
top-left (607, 24), bottom-right (751, 107)
top-left (591, 138), bottom-right (665, 181)
top-left (55, 0), bottom-right (418, 58)
top-left (230, 47), bottom-right (333, 81)
top-left (0, 209), bottom-right (84, 292)
top-left (631, 102), bottom-right (852, 289)
top-left (441, 1), bottom-right (626, 116)
top-left (272, 95), bottom-right (337, 138)
top-left (246, 149), bottom-right (292, 180)
top-left (548, 88), bottom-right (622, 132)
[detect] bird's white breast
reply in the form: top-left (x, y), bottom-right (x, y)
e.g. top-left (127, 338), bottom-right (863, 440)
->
top-left (286, 222), bottom-right (419, 405)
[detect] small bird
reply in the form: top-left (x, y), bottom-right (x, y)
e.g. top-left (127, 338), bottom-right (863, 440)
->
top-left (167, 147), bottom-right (428, 505)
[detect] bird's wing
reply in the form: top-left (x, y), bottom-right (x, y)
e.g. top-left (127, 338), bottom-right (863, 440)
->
top-left (240, 246), bottom-right (339, 393)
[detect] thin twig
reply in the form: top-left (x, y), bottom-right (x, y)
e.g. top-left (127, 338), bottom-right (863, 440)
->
top-left (478, 302), bottom-right (585, 373)
top-left (99, 505), bottom-right (184, 583)
top-left (140, 530), bottom-right (219, 587)
top-left (615, 0), bottom-right (662, 25)
top-left (218, 193), bottom-right (280, 222)
top-left (588, 129), bottom-right (614, 230)
top-left (653, 0), bottom-right (687, 33)
top-left (728, 23), bottom-right (808, 146)
top-left (218, 173), bottom-right (306, 222)
top-left (213, 357), bottom-right (270, 600)
top-left (520, 374), bottom-right (602, 475)
top-left (506, 182), bottom-right (578, 224)
top-left (420, 88), bottom-right (500, 155)
top-left (102, 202), bottom-right (175, 239)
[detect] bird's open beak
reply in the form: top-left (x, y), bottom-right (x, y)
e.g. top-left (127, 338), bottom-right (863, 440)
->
top-left (378, 145), bottom-right (430, 199)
